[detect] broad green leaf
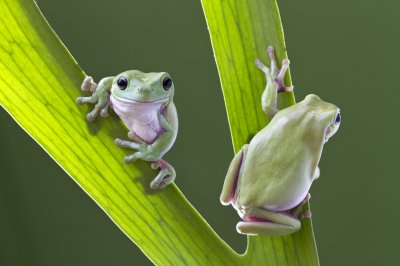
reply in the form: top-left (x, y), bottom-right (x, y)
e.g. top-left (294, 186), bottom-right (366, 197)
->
top-left (201, 0), bottom-right (320, 264)
top-left (0, 0), bottom-right (319, 265)
top-left (0, 1), bottom-right (238, 265)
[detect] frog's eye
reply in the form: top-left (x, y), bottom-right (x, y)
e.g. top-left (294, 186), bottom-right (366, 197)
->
top-left (335, 112), bottom-right (341, 125)
top-left (117, 76), bottom-right (128, 90)
top-left (162, 77), bottom-right (172, 90)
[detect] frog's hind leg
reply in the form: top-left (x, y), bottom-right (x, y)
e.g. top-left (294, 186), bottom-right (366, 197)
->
top-left (237, 208), bottom-right (301, 236)
top-left (150, 159), bottom-right (176, 190)
top-left (255, 45), bottom-right (293, 119)
top-left (220, 144), bottom-right (249, 206)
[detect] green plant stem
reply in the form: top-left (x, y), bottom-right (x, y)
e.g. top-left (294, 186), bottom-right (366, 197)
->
top-left (0, 0), bottom-right (319, 265)
top-left (201, 0), bottom-right (319, 264)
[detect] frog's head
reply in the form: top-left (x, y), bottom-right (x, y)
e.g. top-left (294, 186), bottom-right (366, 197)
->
top-left (111, 70), bottom-right (174, 103)
top-left (302, 94), bottom-right (341, 142)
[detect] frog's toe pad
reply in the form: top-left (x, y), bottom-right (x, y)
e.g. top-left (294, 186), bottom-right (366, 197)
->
top-left (151, 161), bottom-right (161, 170)
top-left (124, 152), bottom-right (140, 163)
top-left (267, 45), bottom-right (274, 55)
top-left (277, 85), bottom-right (294, 92)
top-left (254, 59), bottom-right (269, 73)
top-left (151, 178), bottom-right (173, 190)
top-left (300, 210), bottom-right (312, 219)
top-left (81, 76), bottom-right (97, 92)
top-left (81, 76), bottom-right (93, 91)
top-left (150, 167), bottom-right (175, 190)
top-left (86, 112), bottom-right (97, 122)
top-left (100, 108), bottom-right (109, 117)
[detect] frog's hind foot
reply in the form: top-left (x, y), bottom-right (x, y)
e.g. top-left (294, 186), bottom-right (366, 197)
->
top-left (150, 160), bottom-right (176, 190)
top-left (290, 193), bottom-right (311, 217)
top-left (300, 210), bottom-right (312, 220)
top-left (237, 210), bottom-right (301, 236)
top-left (255, 45), bottom-right (293, 93)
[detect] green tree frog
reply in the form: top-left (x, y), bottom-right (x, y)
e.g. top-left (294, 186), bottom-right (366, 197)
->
top-left (76, 70), bottom-right (178, 190)
top-left (220, 46), bottom-right (341, 236)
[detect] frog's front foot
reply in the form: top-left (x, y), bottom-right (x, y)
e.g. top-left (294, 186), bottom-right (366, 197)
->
top-left (150, 160), bottom-right (176, 189)
top-left (76, 75), bottom-right (111, 121)
top-left (115, 138), bottom-right (147, 162)
top-left (81, 76), bottom-right (98, 92)
top-left (115, 139), bottom-right (175, 189)
top-left (255, 45), bottom-right (294, 118)
top-left (255, 45), bottom-right (293, 93)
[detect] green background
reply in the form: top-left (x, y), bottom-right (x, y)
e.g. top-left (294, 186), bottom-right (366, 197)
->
top-left (0, 0), bottom-right (398, 265)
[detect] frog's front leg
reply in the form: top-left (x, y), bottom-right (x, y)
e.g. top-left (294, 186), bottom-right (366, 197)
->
top-left (115, 112), bottom-right (177, 189)
top-left (115, 138), bottom-right (176, 189)
top-left (255, 46), bottom-right (293, 119)
top-left (76, 76), bottom-right (113, 121)
top-left (114, 138), bottom-right (144, 162)
top-left (237, 208), bottom-right (301, 236)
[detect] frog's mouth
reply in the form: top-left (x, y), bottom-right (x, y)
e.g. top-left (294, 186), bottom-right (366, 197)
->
top-left (111, 94), bottom-right (169, 104)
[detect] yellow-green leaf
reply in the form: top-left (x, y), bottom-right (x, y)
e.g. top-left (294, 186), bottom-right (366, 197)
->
top-left (0, 0), bottom-right (319, 264)
top-left (0, 1), bottom-right (238, 264)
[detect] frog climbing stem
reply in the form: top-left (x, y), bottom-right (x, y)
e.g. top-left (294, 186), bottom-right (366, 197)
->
top-left (220, 45), bottom-right (341, 236)
top-left (77, 71), bottom-right (178, 190)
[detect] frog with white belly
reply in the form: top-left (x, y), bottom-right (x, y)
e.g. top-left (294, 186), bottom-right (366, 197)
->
top-left (220, 46), bottom-right (341, 236)
top-left (77, 70), bottom-right (178, 190)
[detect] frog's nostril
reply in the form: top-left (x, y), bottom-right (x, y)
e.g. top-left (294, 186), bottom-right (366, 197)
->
top-left (138, 86), bottom-right (151, 93)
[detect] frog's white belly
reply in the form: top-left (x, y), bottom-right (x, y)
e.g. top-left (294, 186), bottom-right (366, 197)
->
top-left (110, 95), bottom-right (167, 144)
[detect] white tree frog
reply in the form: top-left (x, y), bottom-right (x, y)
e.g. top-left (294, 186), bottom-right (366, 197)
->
top-left (220, 46), bottom-right (341, 236)
top-left (76, 70), bottom-right (178, 190)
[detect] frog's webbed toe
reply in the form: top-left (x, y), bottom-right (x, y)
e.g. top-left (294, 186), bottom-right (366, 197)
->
top-left (237, 193), bottom-right (313, 236)
top-left (290, 193), bottom-right (311, 217)
top-left (300, 210), bottom-right (312, 220)
top-left (255, 45), bottom-right (293, 93)
top-left (276, 59), bottom-right (293, 92)
top-left (77, 75), bottom-right (112, 122)
top-left (81, 76), bottom-right (98, 92)
top-left (255, 45), bottom-right (294, 118)
top-left (99, 99), bottom-right (111, 117)
top-left (115, 139), bottom-right (175, 189)
top-left (76, 93), bottom-right (98, 121)
top-left (115, 138), bottom-right (142, 149)
top-left (150, 159), bottom-right (176, 189)
top-left (237, 209), bottom-right (301, 236)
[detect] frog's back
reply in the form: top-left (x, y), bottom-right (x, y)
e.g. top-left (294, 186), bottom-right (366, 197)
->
top-left (237, 107), bottom-right (323, 211)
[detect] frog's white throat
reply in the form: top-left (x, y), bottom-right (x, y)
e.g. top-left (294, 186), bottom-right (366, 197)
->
top-left (110, 94), bottom-right (169, 143)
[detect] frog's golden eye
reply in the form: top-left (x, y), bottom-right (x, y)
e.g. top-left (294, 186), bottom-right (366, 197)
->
top-left (117, 76), bottom-right (128, 90)
top-left (162, 77), bottom-right (172, 91)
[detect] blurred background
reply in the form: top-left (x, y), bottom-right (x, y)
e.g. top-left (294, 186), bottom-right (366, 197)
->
top-left (1, 0), bottom-right (399, 265)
